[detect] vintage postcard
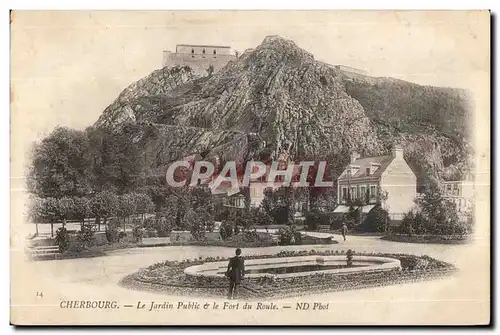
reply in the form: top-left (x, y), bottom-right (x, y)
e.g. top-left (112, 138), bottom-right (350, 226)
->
top-left (10, 10), bottom-right (490, 325)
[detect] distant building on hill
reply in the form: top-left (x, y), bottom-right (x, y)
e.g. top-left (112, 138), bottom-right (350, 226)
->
top-left (162, 44), bottom-right (237, 76)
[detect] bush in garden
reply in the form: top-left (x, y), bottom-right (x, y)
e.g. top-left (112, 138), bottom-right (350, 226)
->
top-left (196, 207), bottom-right (215, 233)
top-left (251, 208), bottom-right (273, 226)
top-left (77, 223), bottom-right (95, 250)
top-left (273, 205), bottom-right (294, 226)
top-left (399, 211), bottom-right (416, 235)
top-left (361, 205), bottom-right (390, 232)
top-left (305, 211), bottom-right (322, 231)
top-left (219, 221), bottom-right (234, 241)
top-left (293, 231), bottom-right (302, 244)
top-left (55, 227), bottom-right (70, 253)
top-left (105, 218), bottom-right (121, 243)
top-left (143, 216), bottom-right (155, 229)
top-left (132, 225), bottom-right (145, 242)
top-left (118, 232), bottom-right (127, 241)
top-left (278, 227), bottom-right (295, 245)
top-left (329, 215), bottom-right (345, 230)
top-left (154, 216), bottom-right (173, 237)
top-left (183, 209), bottom-right (205, 241)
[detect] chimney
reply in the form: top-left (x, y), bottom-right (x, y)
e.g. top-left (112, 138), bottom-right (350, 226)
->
top-left (350, 151), bottom-right (360, 164)
top-left (392, 144), bottom-right (404, 159)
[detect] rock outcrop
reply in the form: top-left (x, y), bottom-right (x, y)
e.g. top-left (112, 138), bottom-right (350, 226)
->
top-left (93, 35), bottom-right (473, 184)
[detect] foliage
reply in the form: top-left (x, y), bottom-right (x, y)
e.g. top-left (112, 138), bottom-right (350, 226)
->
top-left (277, 226), bottom-right (301, 245)
top-left (305, 210), bottom-right (325, 231)
top-left (416, 184), bottom-right (457, 228)
top-left (55, 227), bottom-right (70, 252)
top-left (154, 214), bottom-right (174, 237)
top-left (105, 218), bottom-right (121, 243)
top-left (219, 220), bottom-right (234, 241)
top-left (86, 126), bottom-right (146, 193)
top-left (72, 197), bottom-right (91, 223)
top-left (261, 187), bottom-right (294, 226)
top-left (57, 197), bottom-right (75, 221)
top-left (90, 190), bottom-right (119, 222)
top-left (77, 223), bottom-right (96, 250)
top-left (182, 209), bottom-right (205, 240)
top-left (27, 127), bottom-right (92, 198)
top-left (361, 205), bottom-right (390, 233)
top-left (117, 193), bottom-right (136, 221)
top-left (132, 225), bottom-right (145, 242)
top-left (329, 215), bottom-right (345, 230)
top-left (134, 193), bottom-right (155, 216)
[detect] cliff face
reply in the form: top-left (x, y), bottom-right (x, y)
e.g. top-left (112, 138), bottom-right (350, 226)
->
top-left (340, 74), bottom-right (473, 182)
top-left (94, 66), bottom-right (200, 129)
top-left (94, 35), bottom-right (472, 184)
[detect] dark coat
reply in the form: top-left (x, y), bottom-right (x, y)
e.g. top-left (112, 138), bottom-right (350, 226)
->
top-left (226, 256), bottom-right (245, 284)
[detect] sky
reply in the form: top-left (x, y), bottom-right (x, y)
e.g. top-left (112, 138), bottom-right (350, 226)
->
top-left (10, 10), bottom-right (490, 172)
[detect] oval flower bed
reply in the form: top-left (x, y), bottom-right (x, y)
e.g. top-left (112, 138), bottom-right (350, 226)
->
top-left (120, 250), bottom-right (456, 299)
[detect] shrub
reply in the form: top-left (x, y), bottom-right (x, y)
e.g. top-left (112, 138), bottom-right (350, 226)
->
top-left (305, 211), bottom-right (322, 231)
top-left (77, 223), bottom-right (95, 250)
top-left (132, 225), bottom-right (145, 242)
top-left (55, 227), bottom-right (70, 252)
top-left (118, 232), bottom-right (127, 241)
top-left (329, 215), bottom-right (344, 230)
top-left (154, 217), bottom-right (173, 237)
top-left (361, 205), bottom-right (390, 232)
top-left (105, 219), bottom-right (120, 243)
top-left (278, 226), bottom-right (300, 245)
top-left (220, 221), bottom-right (234, 241)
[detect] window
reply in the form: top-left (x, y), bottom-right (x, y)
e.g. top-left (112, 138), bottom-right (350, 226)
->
top-left (202, 49), bottom-right (206, 54)
top-left (360, 186), bottom-right (366, 200)
top-left (213, 49), bottom-right (217, 55)
top-left (370, 186), bottom-right (376, 198)
top-left (191, 49), bottom-right (194, 54)
top-left (342, 188), bottom-right (347, 202)
top-left (351, 187), bottom-right (356, 200)
top-left (365, 167), bottom-right (370, 176)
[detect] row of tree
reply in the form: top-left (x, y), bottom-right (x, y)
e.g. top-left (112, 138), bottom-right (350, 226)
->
top-left (28, 191), bottom-right (154, 231)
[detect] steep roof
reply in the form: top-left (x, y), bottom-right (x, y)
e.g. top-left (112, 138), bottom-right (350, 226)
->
top-left (338, 154), bottom-right (394, 181)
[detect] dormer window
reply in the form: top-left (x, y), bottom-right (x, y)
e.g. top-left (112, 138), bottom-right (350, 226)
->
top-left (213, 49), bottom-right (217, 55)
top-left (370, 163), bottom-right (380, 174)
top-left (202, 49), bottom-right (206, 54)
top-left (191, 49), bottom-right (195, 57)
top-left (366, 167), bottom-right (371, 176)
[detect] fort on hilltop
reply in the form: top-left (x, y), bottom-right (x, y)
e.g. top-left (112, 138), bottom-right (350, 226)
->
top-left (162, 44), bottom-right (238, 76)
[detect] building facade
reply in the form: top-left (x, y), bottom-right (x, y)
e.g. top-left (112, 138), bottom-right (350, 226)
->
top-left (335, 145), bottom-right (417, 221)
top-left (441, 175), bottom-right (475, 213)
top-left (162, 44), bottom-right (237, 76)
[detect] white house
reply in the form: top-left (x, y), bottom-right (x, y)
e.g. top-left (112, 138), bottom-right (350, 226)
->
top-left (335, 145), bottom-right (417, 221)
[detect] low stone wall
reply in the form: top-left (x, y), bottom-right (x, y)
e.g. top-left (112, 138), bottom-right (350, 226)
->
top-left (383, 233), bottom-right (471, 244)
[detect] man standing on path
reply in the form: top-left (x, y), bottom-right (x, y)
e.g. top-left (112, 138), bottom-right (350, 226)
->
top-left (342, 223), bottom-right (348, 241)
top-left (226, 248), bottom-right (245, 299)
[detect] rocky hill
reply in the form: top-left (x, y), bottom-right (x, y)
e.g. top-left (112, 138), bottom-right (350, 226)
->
top-left (93, 35), bottom-right (473, 185)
